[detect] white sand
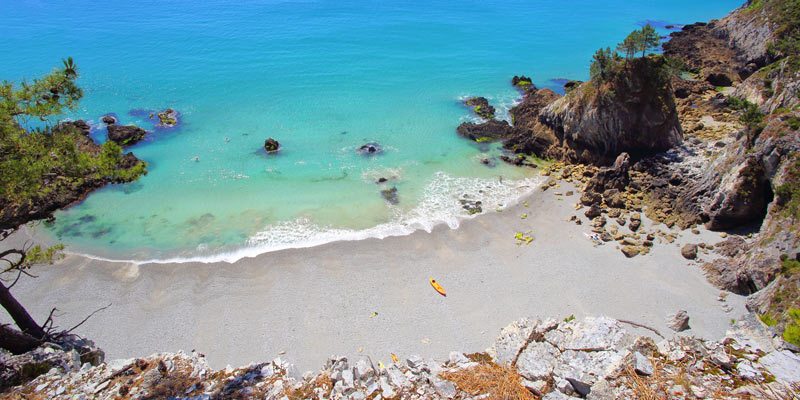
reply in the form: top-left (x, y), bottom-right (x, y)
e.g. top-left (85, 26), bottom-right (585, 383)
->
top-left (0, 181), bottom-right (746, 372)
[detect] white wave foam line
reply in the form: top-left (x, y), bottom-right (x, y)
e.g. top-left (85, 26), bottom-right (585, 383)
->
top-left (71, 172), bottom-right (545, 265)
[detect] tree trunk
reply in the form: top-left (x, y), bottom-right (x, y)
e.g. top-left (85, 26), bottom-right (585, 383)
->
top-left (0, 281), bottom-right (45, 340)
top-left (0, 324), bottom-right (40, 354)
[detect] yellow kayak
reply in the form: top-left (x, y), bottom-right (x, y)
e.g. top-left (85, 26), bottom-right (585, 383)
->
top-left (430, 278), bottom-right (447, 296)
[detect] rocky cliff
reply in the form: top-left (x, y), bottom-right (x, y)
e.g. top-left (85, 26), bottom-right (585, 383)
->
top-left (505, 57), bottom-right (683, 166)
top-left (4, 316), bottom-right (798, 399)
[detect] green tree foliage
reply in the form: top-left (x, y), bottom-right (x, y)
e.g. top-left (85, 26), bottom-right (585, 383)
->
top-left (616, 30), bottom-right (642, 60)
top-left (616, 24), bottom-right (661, 60)
top-left (590, 47), bottom-right (617, 80)
top-left (1, 59), bottom-right (146, 206)
top-left (640, 24), bottom-right (661, 56)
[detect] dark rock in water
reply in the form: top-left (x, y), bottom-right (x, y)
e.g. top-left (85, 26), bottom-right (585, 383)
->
top-left (480, 158), bottom-right (495, 167)
top-left (107, 124), bottom-right (146, 146)
top-left (499, 154), bottom-right (537, 168)
top-left (511, 75), bottom-right (535, 91)
top-left (682, 244), bottom-right (698, 260)
top-left (457, 120), bottom-right (511, 142)
top-left (101, 115), bottom-right (117, 125)
top-left (463, 97), bottom-right (496, 120)
top-left (157, 108), bottom-right (179, 127)
top-left (563, 80), bottom-right (583, 91)
top-left (264, 138), bottom-right (280, 153)
top-left (357, 142), bottom-right (383, 156)
top-left (78, 215), bottom-right (96, 223)
top-left (565, 377), bottom-right (591, 397)
top-left (460, 198), bottom-right (483, 215)
top-left (377, 177), bottom-right (388, 183)
top-left (381, 187), bottom-right (399, 205)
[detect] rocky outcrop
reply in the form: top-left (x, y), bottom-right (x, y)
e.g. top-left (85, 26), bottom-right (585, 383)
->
top-left (264, 138), bottom-right (280, 153)
top-left (456, 119), bottom-right (511, 142)
top-left (156, 108), bottom-right (178, 127)
top-left (663, 22), bottom-right (743, 85)
top-left (463, 97), bottom-right (496, 120)
top-left (534, 57), bottom-right (683, 165)
top-left (733, 57), bottom-right (800, 114)
top-left (504, 88), bottom-right (561, 154)
top-left (8, 316), bottom-right (798, 399)
top-left (101, 115), bottom-right (116, 125)
top-left (107, 125), bottom-right (146, 146)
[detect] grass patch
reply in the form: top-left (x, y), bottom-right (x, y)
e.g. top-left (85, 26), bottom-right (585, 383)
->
top-left (440, 362), bottom-right (537, 400)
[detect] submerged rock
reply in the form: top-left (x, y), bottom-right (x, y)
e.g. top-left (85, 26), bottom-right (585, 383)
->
top-left (107, 124), bottom-right (146, 146)
top-left (381, 187), bottom-right (398, 205)
top-left (357, 142), bottom-right (382, 156)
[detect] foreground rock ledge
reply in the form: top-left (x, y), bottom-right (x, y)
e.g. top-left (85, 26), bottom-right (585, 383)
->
top-left (6, 316), bottom-right (798, 399)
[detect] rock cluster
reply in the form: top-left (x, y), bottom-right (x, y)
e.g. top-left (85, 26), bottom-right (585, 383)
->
top-left (7, 316), bottom-right (798, 399)
top-left (463, 97), bottom-right (496, 120)
top-left (264, 138), bottom-right (281, 153)
top-left (107, 125), bottom-right (147, 146)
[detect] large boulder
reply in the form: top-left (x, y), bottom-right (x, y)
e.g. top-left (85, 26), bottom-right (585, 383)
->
top-left (704, 155), bottom-right (771, 230)
top-left (456, 120), bottom-right (511, 142)
top-left (264, 138), bottom-right (280, 153)
top-left (107, 125), bottom-right (146, 146)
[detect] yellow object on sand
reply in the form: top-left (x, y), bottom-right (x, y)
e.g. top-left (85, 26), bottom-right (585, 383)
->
top-left (391, 353), bottom-right (399, 363)
top-left (378, 361), bottom-right (385, 368)
top-left (521, 214), bottom-right (527, 219)
top-left (430, 278), bottom-right (447, 296)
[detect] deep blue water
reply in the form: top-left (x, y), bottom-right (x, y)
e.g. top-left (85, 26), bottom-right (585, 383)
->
top-left (0, 0), bottom-right (742, 262)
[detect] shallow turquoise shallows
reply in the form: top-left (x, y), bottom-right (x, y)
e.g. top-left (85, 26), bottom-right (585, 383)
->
top-left (1, 0), bottom-right (741, 262)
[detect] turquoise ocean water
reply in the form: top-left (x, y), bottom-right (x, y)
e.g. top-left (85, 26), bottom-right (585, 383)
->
top-left (1, 0), bottom-right (741, 262)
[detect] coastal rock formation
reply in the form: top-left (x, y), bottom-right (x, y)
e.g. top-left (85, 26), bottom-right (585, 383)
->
top-left (157, 108), bottom-right (178, 127)
top-left (8, 316), bottom-right (798, 399)
top-left (264, 138), bottom-right (280, 153)
top-left (107, 124), bottom-right (147, 146)
top-left (507, 57), bottom-right (683, 165)
top-left (463, 97), bottom-right (496, 120)
top-left (101, 115), bottom-right (116, 125)
top-left (663, 22), bottom-right (743, 86)
top-left (456, 119), bottom-right (511, 142)
top-left (504, 88), bottom-right (561, 154)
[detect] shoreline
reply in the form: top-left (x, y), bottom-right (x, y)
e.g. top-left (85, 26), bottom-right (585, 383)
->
top-left (29, 173), bottom-right (546, 265)
top-left (2, 178), bottom-right (748, 372)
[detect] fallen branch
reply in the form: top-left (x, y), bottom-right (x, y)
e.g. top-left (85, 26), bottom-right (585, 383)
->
top-left (618, 319), bottom-right (664, 339)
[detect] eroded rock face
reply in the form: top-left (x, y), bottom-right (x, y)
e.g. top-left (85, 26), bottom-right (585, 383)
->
top-left (504, 88), bottom-right (561, 154)
top-left (704, 155), bottom-right (771, 230)
top-left (536, 57), bottom-right (683, 165)
top-left (107, 125), bottom-right (146, 146)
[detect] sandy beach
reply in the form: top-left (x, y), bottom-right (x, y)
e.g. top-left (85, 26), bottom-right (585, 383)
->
top-left (0, 181), bottom-right (746, 373)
